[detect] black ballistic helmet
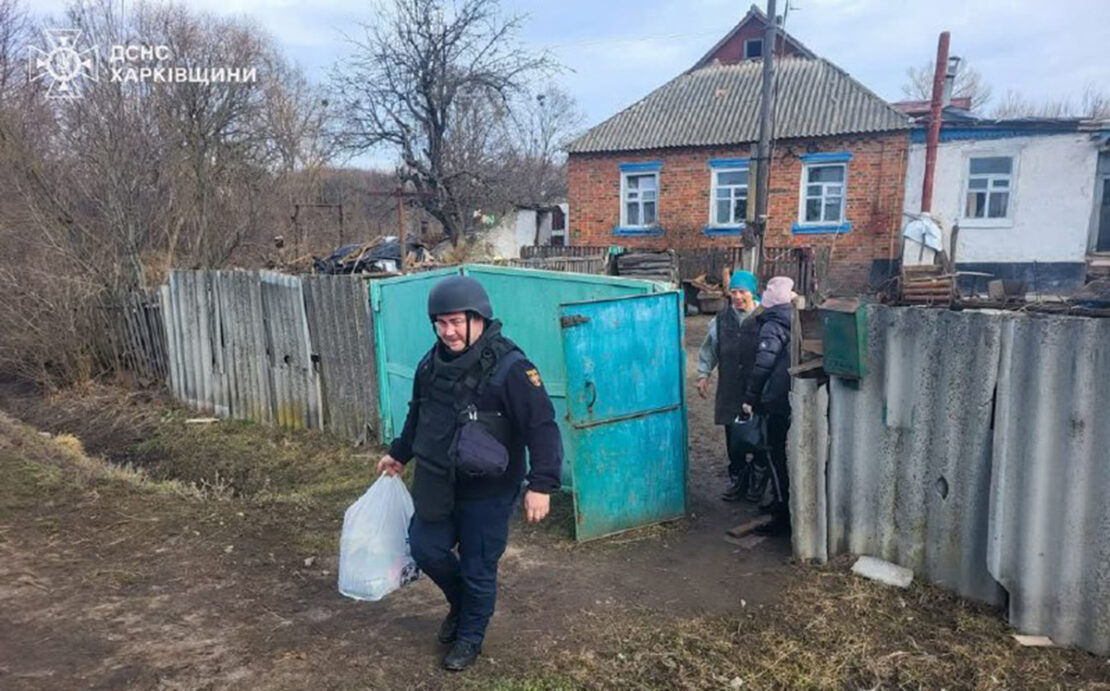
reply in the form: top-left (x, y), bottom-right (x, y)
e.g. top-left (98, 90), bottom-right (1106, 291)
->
top-left (427, 275), bottom-right (493, 320)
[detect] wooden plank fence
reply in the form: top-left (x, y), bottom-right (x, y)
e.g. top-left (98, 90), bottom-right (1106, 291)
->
top-left (520, 245), bottom-right (609, 259)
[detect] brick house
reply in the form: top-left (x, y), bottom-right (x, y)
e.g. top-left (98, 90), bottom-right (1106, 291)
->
top-left (566, 5), bottom-right (912, 291)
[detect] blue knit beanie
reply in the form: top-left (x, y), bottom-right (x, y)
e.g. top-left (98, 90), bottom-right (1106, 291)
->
top-left (728, 270), bottom-right (759, 295)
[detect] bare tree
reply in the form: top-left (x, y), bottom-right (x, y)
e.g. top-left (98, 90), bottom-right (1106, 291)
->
top-left (0, 0), bottom-right (29, 94)
top-left (333, 0), bottom-right (556, 245)
top-left (501, 85), bottom-right (584, 206)
top-left (0, 0), bottom-right (336, 386)
top-left (901, 60), bottom-right (993, 112)
top-left (991, 85), bottom-right (1110, 119)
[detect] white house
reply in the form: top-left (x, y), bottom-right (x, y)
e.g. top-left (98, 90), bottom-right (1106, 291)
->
top-left (902, 112), bottom-right (1110, 295)
top-left (485, 204), bottom-right (568, 258)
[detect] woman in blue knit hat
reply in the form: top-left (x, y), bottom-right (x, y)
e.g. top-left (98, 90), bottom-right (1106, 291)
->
top-left (695, 269), bottom-right (765, 501)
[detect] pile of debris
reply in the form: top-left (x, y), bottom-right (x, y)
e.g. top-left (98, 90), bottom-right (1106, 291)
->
top-left (312, 237), bottom-right (430, 275)
top-left (900, 265), bottom-right (956, 305)
top-left (682, 273), bottom-right (728, 314)
top-left (613, 250), bottom-right (679, 285)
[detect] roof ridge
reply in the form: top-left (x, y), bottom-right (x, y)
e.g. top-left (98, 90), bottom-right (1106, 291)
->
top-left (566, 55), bottom-right (911, 154)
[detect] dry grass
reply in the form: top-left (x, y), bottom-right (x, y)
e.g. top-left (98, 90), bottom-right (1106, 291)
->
top-left (0, 411), bottom-right (229, 502)
top-left (2, 381), bottom-right (371, 507)
top-left (492, 560), bottom-right (1110, 690)
top-left (3, 384), bottom-right (1109, 690)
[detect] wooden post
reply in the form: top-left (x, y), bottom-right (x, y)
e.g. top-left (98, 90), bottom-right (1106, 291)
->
top-left (396, 189), bottom-right (407, 272)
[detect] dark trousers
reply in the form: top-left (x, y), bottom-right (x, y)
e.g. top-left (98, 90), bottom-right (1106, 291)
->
top-left (408, 488), bottom-right (518, 645)
top-left (765, 414), bottom-right (792, 519)
top-left (724, 423), bottom-right (747, 481)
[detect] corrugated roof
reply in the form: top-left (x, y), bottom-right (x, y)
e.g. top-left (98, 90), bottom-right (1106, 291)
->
top-left (567, 57), bottom-right (911, 154)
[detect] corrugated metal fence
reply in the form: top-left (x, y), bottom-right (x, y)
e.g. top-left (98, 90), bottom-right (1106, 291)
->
top-left (789, 305), bottom-right (1110, 655)
top-left (161, 270), bottom-right (377, 444)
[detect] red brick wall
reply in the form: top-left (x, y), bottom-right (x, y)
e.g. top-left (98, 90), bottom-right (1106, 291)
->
top-left (566, 132), bottom-right (909, 293)
top-left (705, 22), bottom-right (803, 65)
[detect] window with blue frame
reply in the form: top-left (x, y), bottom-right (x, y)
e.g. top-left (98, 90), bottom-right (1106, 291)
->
top-left (712, 167), bottom-right (749, 226)
top-left (622, 171), bottom-right (658, 227)
top-left (793, 152), bottom-right (852, 233)
top-left (802, 163), bottom-right (846, 223)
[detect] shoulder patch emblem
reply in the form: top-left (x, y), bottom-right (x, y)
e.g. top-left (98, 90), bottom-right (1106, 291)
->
top-left (525, 368), bottom-right (543, 388)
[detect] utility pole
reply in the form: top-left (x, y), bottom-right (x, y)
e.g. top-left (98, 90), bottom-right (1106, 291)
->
top-left (750, 0), bottom-right (778, 277)
top-left (366, 187), bottom-right (435, 272)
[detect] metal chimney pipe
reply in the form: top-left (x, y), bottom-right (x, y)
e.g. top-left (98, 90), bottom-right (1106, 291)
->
top-left (921, 31), bottom-right (950, 214)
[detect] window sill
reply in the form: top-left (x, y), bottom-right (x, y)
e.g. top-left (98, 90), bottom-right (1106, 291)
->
top-left (959, 218), bottom-right (1014, 229)
top-left (792, 221), bottom-right (852, 235)
top-left (613, 225), bottom-right (664, 237)
top-left (703, 225), bottom-right (745, 236)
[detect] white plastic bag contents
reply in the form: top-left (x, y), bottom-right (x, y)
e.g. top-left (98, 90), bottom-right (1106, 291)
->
top-left (338, 475), bottom-right (420, 601)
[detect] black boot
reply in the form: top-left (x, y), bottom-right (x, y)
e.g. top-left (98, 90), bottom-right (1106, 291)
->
top-left (437, 607), bottom-right (460, 644)
top-left (443, 640), bottom-right (481, 671)
top-left (745, 467), bottom-right (768, 503)
top-left (722, 463), bottom-right (751, 501)
top-left (721, 479), bottom-right (747, 502)
top-left (754, 513), bottom-right (791, 537)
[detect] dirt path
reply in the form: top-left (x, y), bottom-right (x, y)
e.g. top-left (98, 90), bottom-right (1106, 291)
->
top-left (0, 316), bottom-right (794, 689)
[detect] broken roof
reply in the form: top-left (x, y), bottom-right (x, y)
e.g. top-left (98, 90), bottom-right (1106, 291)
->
top-left (567, 57), bottom-right (912, 154)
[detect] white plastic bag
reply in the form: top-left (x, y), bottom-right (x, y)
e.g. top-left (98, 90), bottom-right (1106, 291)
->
top-left (338, 475), bottom-right (420, 601)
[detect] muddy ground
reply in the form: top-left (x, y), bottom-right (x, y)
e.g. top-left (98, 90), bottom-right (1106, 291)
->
top-left (1, 315), bottom-right (1107, 690)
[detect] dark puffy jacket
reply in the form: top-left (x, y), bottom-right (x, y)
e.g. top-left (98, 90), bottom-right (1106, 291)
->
top-left (713, 306), bottom-right (762, 425)
top-left (743, 303), bottom-right (792, 416)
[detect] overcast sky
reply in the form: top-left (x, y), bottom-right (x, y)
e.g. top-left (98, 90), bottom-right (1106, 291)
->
top-left (33, 0), bottom-right (1110, 164)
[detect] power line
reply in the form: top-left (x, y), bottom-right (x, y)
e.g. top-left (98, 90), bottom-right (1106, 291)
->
top-left (542, 26), bottom-right (725, 51)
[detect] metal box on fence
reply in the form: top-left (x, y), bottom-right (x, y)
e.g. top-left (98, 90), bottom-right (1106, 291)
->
top-left (820, 299), bottom-right (866, 379)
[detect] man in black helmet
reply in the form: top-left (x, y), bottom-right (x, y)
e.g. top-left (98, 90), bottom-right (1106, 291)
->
top-left (376, 275), bottom-right (563, 672)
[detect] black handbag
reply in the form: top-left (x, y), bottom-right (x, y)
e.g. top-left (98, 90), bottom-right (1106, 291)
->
top-left (728, 411), bottom-right (765, 454)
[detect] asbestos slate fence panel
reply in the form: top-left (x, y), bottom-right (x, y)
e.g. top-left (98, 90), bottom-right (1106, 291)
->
top-left (827, 306), bottom-right (1005, 605)
top-left (789, 378), bottom-right (828, 563)
top-left (258, 271), bottom-right (321, 430)
top-left (218, 271), bottom-right (274, 425)
top-left (302, 275), bottom-right (378, 444)
top-left (987, 315), bottom-right (1110, 655)
top-left (163, 270), bottom-right (217, 413)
